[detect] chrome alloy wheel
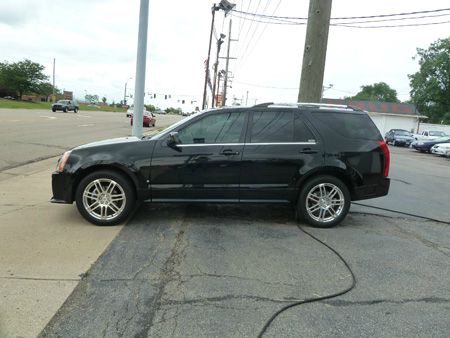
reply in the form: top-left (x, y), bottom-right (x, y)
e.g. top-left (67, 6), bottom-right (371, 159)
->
top-left (82, 178), bottom-right (126, 221)
top-left (306, 183), bottom-right (345, 223)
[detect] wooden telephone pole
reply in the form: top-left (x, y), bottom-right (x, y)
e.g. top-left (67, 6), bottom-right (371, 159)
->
top-left (298, 0), bottom-right (332, 103)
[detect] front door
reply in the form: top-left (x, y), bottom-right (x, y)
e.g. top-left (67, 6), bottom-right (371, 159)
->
top-left (150, 110), bottom-right (247, 201)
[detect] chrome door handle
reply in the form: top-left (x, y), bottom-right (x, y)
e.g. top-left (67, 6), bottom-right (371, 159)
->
top-left (221, 149), bottom-right (240, 156)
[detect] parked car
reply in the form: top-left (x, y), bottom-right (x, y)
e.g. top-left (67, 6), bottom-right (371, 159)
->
top-left (51, 103), bottom-right (390, 228)
top-left (430, 143), bottom-right (450, 157)
top-left (384, 130), bottom-right (414, 147)
top-left (130, 111), bottom-right (156, 127)
top-left (413, 130), bottom-right (447, 141)
top-left (52, 100), bottom-right (79, 113)
top-left (411, 136), bottom-right (450, 153)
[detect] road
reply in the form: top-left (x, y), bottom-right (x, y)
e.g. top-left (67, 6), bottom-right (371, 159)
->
top-left (0, 108), bottom-right (182, 172)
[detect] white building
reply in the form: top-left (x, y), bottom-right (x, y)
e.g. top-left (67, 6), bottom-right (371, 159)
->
top-left (322, 99), bottom-right (426, 136)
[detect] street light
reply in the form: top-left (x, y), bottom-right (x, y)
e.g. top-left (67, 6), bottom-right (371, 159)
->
top-left (321, 83), bottom-right (333, 100)
top-left (202, 0), bottom-right (235, 110)
top-left (124, 77), bottom-right (132, 106)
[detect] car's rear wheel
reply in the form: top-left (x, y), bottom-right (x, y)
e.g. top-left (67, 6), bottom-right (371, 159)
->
top-left (63, 107), bottom-right (67, 113)
top-left (75, 170), bottom-right (135, 226)
top-left (52, 108), bottom-right (56, 112)
top-left (297, 175), bottom-right (350, 228)
top-left (74, 108), bottom-right (78, 113)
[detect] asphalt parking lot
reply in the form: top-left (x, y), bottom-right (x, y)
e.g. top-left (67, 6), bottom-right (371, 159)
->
top-left (0, 109), bottom-right (449, 337)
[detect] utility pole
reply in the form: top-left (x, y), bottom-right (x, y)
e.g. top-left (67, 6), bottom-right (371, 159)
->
top-left (223, 19), bottom-right (232, 107)
top-left (245, 90), bottom-right (249, 106)
top-left (132, 0), bottom-right (149, 138)
top-left (211, 34), bottom-right (225, 108)
top-left (202, 4), bottom-right (218, 110)
top-left (52, 58), bottom-right (56, 102)
top-left (298, 0), bottom-right (332, 103)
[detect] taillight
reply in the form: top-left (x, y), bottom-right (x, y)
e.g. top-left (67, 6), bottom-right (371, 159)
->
top-left (377, 140), bottom-right (390, 177)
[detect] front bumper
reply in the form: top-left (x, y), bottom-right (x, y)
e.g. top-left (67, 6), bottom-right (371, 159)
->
top-left (393, 139), bottom-right (412, 146)
top-left (51, 171), bottom-right (74, 204)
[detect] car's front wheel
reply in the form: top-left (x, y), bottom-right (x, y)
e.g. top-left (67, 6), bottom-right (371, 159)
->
top-left (74, 107), bottom-right (78, 113)
top-left (297, 175), bottom-right (350, 228)
top-left (75, 170), bottom-right (135, 225)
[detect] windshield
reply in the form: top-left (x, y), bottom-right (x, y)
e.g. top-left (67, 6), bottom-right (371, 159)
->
top-left (150, 111), bottom-right (204, 140)
top-left (429, 131), bottom-right (446, 136)
top-left (395, 131), bottom-right (410, 136)
top-left (57, 100), bottom-right (68, 104)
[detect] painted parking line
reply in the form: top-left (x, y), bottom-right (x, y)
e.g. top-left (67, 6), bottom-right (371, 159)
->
top-left (40, 116), bottom-right (57, 120)
top-left (78, 124), bottom-right (95, 127)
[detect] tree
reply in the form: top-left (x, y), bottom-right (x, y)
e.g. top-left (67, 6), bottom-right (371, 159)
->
top-left (37, 82), bottom-right (61, 97)
top-left (409, 37), bottom-right (450, 124)
top-left (102, 96), bottom-right (107, 104)
top-left (350, 82), bottom-right (399, 103)
top-left (84, 94), bottom-right (99, 104)
top-left (145, 104), bottom-right (156, 112)
top-left (0, 59), bottom-right (48, 99)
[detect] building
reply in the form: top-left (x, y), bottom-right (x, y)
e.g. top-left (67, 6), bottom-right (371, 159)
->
top-left (322, 99), bottom-right (426, 135)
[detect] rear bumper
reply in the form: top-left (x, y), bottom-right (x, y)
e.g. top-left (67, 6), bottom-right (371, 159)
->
top-left (352, 177), bottom-right (390, 201)
top-left (51, 171), bottom-right (74, 204)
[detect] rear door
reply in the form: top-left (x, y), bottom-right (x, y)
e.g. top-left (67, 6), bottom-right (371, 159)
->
top-left (240, 109), bottom-right (323, 202)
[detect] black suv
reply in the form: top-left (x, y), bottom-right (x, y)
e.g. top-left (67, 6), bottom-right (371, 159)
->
top-left (51, 103), bottom-right (390, 228)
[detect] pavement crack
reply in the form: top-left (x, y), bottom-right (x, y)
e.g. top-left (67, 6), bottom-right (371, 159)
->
top-left (0, 276), bottom-right (79, 282)
top-left (134, 213), bottom-right (189, 338)
top-left (324, 297), bottom-right (450, 307)
top-left (185, 271), bottom-right (299, 288)
top-left (162, 294), bottom-right (292, 306)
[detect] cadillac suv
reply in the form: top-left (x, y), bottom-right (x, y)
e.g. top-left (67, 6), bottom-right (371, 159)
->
top-left (51, 103), bottom-right (390, 228)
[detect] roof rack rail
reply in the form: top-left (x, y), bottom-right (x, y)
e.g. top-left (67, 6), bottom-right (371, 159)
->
top-left (252, 102), bottom-right (274, 108)
top-left (251, 102), bottom-right (366, 112)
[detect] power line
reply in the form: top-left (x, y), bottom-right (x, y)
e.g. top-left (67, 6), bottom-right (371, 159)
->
top-left (237, 0), bottom-right (273, 70)
top-left (232, 7), bottom-right (450, 21)
top-left (232, 12), bottom-right (450, 28)
top-left (333, 20), bottom-right (450, 29)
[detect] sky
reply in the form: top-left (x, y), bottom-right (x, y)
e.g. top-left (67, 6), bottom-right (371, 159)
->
top-left (1, 0), bottom-right (449, 109)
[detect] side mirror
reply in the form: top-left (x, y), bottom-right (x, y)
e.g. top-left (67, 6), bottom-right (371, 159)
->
top-left (167, 132), bottom-right (181, 147)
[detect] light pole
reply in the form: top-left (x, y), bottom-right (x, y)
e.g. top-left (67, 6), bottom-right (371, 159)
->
top-left (201, 0), bottom-right (235, 110)
top-left (124, 77), bottom-right (132, 106)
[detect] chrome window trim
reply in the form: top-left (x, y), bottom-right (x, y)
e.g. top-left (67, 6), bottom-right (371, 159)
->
top-left (176, 141), bottom-right (317, 147)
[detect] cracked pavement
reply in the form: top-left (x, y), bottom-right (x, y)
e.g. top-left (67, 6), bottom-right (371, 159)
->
top-left (39, 205), bottom-right (450, 337)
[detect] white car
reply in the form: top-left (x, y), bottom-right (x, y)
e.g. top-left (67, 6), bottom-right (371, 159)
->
top-left (430, 143), bottom-right (450, 157)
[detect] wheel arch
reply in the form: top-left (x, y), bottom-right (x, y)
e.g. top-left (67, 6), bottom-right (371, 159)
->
top-left (295, 167), bottom-right (357, 204)
top-left (71, 164), bottom-right (140, 202)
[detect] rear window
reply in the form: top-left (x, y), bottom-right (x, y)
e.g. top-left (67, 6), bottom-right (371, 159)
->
top-left (313, 111), bottom-right (381, 140)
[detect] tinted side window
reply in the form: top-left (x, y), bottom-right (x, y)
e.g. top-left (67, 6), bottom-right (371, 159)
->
top-left (313, 112), bottom-right (381, 140)
top-left (250, 111), bottom-right (293, 143)
top-left (294, 113), bottom-right (316, 142)
top-left (178, 112), bottom-right (245, 144)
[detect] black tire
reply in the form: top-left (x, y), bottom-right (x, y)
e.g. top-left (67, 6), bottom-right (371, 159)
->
top-left (152, 123), bottom-right (155, 127)
top-left (63, 107), bottom-right (68, 113)
top-left (74, 107), bottom-right (78, 113)
top-left (52, 109), bottom-right (56, 112)
top-left (75, 170), bottom-right (135, 226)
top-left (297, 175), bottom-right (351, 228)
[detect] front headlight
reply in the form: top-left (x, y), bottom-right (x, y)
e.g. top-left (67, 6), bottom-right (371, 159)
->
top-left (56, 151), bottom-right (72, 172)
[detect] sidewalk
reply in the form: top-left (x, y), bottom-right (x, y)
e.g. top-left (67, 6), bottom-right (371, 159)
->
top-left (0, 158), bottom-right (122, 337)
